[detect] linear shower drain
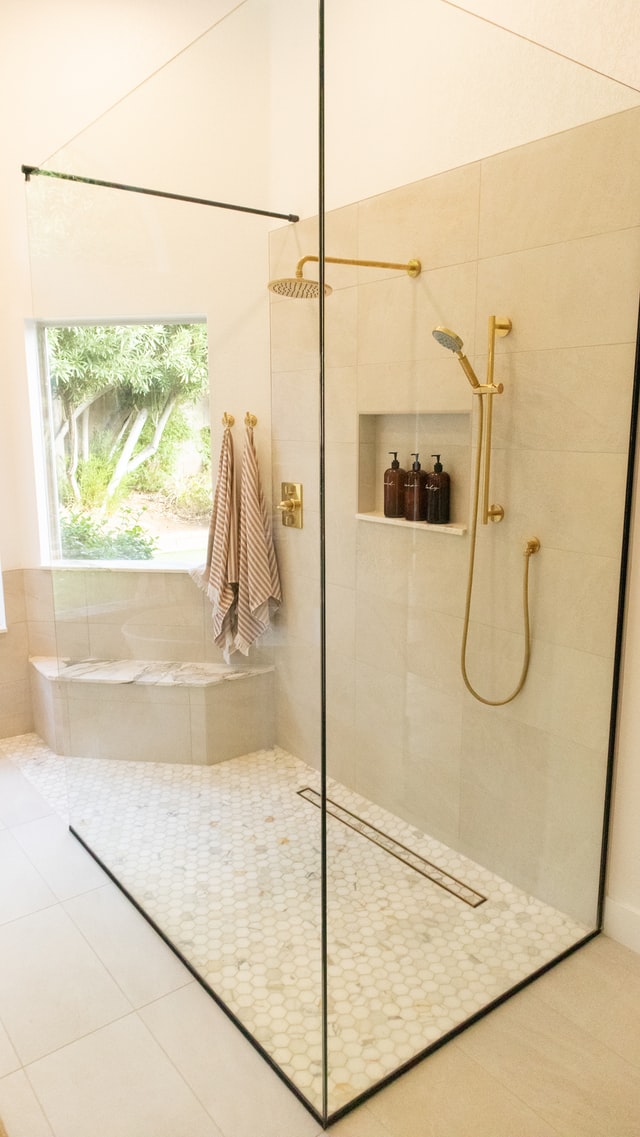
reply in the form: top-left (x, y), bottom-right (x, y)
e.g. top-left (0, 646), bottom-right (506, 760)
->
top-left (297, 787), bottom-right (486, 908)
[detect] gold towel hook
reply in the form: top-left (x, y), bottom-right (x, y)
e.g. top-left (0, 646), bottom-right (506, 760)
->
top-left (222, 412), bottom-right (235, 427)
top-left (245, 412), bottom-right (258, 427)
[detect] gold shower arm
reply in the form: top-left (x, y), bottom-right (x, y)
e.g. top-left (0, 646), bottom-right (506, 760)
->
top-left (295, 255), bottom-right (421, 278)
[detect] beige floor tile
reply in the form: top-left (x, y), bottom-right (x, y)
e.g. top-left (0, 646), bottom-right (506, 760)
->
top-left (139, 982), bottom-right (321, 1137)
top-left (364, 1041), bottom-right (560, 1137)
top-left (0, 830), bottom-right (56, 925)
top-left (0, 762), bottom-right (53, 827)
top-left (530, 935), bottom-right (640, 1068)
top-left (327, 1103), bottom-right (394, 1136)
top-left (26, 1014), bottom-right (223, 1137)
top-left (11, 814), bottom-right (107, 900)
top-left (0, 1021), bottom-right (19, 1080)
top-left (457, 984), bottom-right (640, 1137)
top-left (0, 905), bottom-right (131, 1064)
top-left (64, 883), bottom-right (193, 1007)
top-left (0, 1069), bottom-right (54, 1136)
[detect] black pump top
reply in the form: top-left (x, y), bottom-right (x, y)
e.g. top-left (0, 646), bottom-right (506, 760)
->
top-left (411, 453), bottom-right (421, 470)
top-left (388, 451), bottom-right (400, 469)
top-left (431, 453), bottom-right (443, 472)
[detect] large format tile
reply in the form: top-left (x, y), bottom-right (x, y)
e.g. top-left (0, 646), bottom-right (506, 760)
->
top-left (365, 1040), bottom-right (560, 1137)
top-left (476, 228), bottom-right (640, 354)
top-left (26, 1014), bottom-right (224, 1137)
top-left (139, 983), bottom-right (320, 1137)
top-left (64, 883), bottom-right (193, 1007)
top-left (479, 106), bottom-right (640, 258)
top-left (530, 935), bottom-right (640, 1069)
top-left (0, 1070), bottom-right (54, 1137)
top-left (11, 814), bottom-right (107, 900)
top-left (0, 829), bottom-right (56, 925)
top-left (0, 905), bottom-right (131, 1063)
top-left (0, 761), bottom-right (53, 827)
top-left (457, 983), bottom-right (640, 1137)
top-left (0, 1020), bottom-right (19, 1079)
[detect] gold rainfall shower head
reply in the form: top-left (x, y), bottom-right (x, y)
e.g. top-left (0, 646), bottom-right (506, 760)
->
top-left (268, 254), bottom-right (422, 298)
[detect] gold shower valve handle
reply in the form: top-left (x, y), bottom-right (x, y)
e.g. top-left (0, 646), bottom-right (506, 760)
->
top-left (488, 504), bottom-right (504, 523)
top-left (277, 482), bottom-right (303, 528)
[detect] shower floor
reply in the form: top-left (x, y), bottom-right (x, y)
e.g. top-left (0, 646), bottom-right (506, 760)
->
top-left (5, 732), bottom-right (589, 1116)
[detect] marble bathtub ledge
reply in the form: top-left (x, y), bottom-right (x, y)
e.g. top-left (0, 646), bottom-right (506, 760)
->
top-left (30, 656), bottom-right (273, 688)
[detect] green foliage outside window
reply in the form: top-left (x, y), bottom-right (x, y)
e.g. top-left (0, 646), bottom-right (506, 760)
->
top-left (44, 321), bottom-right (211, 560)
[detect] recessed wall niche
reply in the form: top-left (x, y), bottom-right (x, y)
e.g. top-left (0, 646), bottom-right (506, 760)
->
top-left (357, 411), bottom-right (471, 532)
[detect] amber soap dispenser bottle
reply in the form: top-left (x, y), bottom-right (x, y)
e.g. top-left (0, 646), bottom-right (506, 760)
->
top-left (384, 451), bottom-right (406, 517)
top-left (426, 453), bottom-right (450, 524)
top-left (404, 453), bottom-right (428, 521)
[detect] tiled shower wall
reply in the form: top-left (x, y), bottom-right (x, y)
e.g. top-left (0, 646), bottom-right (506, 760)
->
top-left (269, 105), bottom-right (640, 926)
top-left (0, 570), bottom-right (32, 739)
top-left (21, 566), bottom-right (275, 754)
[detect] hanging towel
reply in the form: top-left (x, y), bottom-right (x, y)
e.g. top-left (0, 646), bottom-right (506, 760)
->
top-left (190, 424), bottom-right (238, 661)
top-left (235, 424), bottom-right (282, 655)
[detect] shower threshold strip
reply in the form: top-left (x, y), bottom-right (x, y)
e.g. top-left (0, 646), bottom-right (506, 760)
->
top-left (297, 787), bottom-right (486, 908)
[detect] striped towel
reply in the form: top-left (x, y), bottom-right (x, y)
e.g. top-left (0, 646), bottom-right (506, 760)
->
top-left (190, 424), bottom-right (238, 661)
top-left (234, 425), bottom-right (282, 655)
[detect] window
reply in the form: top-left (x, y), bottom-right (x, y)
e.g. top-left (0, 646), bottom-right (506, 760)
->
top-left (37, 320), bottom-right (211, 565)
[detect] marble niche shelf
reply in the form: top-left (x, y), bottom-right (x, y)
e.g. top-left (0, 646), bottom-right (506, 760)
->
top-left (356, 511), bottom-right (467, 535)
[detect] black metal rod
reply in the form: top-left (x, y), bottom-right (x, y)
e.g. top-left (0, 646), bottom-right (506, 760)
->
top-left (21, 164), bottom-right (299, 223)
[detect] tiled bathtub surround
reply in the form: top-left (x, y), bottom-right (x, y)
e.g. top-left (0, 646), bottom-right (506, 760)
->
top-left (0, 570), bottom-right (32, 740)
top-left (8, 732), bottom-right (588, 1118)
top-left (30, 657), bottom-right (275, 765)
top-left (23, 565), bottom-right (276, 669)
top-left (269, 104), bottom-right (640, 928)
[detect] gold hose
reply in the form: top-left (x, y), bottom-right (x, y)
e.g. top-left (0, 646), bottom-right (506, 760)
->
top-left (460, 396), bottom-right (540, 705)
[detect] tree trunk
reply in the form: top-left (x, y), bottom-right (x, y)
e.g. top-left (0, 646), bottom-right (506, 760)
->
top-left (65, 405), bottom-right (81, 502)
top-left (126, 397), bottom-right (177, 474)
top-left (105, 407), bottom-right (149, 501)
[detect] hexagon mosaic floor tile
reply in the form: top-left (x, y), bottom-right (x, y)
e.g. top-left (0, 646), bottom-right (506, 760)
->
top-left (4, 732), bottom-right (589, 1115)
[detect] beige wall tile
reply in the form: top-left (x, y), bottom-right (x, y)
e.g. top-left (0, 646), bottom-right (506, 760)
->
top-left (269, 294), bottom-right (321, 374)
top-left (405, 607), bottom-right (465, 697)
top-left (24, 569), bottom-right (54, 624)
top-left (464, 533), bottom-right (619, 656)
top-left (271, 439), bottom-right (320, 506)
top-left (490, 344), bottom-right (635, 455)
top-left (358, 162), bottom-right (481, 274)
top-left (0, 623), bottom-right (29, 685)
top-left (326, 584), bottom-right (356, 658)
top-left (28, 621), bottom-right (57, 658)
top-left (480, 106), bottom-right (640, 258)
top-left (476, 228), bottom-right (640, 352)
top-left (325, 366), bottom-right (358, 444)
top-left (271, 369), bottom-right (320, 445)
top-left (358, 261), bottom-right (479, 367)
top-left (2, 570), bottom-right (26, 624)
top-left (490, 445), bottom-right (627, 558)
top-left (355, 593), bottom-right (408, 677)
top-left (204, 672), bottom-right (275, 763)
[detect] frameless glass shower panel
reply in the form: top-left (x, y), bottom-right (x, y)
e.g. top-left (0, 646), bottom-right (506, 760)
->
top-left (322, 0), bottom-right (640, 1117)
top-left (25, 0), bottom-right (327, 1117)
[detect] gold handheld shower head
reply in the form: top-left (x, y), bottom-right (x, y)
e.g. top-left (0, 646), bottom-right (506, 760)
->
top-left (268, 254), bottom-right (421, 298)
top-left (432, 326), bottom-right (481, 389)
